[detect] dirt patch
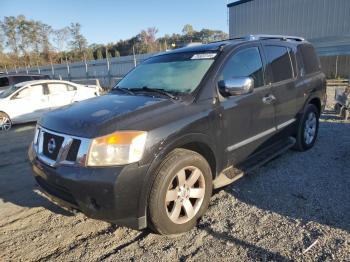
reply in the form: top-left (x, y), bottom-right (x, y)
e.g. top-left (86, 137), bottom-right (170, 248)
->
top-left (0, 86), bottom-right (349, 261)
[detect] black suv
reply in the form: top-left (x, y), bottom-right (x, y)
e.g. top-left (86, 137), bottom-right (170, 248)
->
top-left (29, 35), bottom-right (326, 235)
top-left (0, 74), bottom-right (50, 92)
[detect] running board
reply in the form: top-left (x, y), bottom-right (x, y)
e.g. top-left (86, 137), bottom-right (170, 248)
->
top-left (213, 137), bottom-right (296, 189)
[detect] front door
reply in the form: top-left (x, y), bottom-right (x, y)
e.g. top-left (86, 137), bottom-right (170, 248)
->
top-left (218, 44), bottom-right (276, 165)
top-left (9, 84), bottom-right (49, 123)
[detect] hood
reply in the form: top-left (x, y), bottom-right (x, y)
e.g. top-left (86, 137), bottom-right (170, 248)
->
top-left (39, 94), bottom-right (176, 138)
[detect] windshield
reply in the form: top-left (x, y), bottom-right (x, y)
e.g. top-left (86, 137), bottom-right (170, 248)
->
top-left (0, 84), bottom-right (21, 98)
top-left (115, 52), bottom-right (216, 93)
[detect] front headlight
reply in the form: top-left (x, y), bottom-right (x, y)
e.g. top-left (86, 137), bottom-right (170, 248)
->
top-left (86, 131), bottom-right (147, 166)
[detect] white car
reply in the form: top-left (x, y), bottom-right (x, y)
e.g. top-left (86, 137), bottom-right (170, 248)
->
top-left (0, 80), bottom-right (100, 130)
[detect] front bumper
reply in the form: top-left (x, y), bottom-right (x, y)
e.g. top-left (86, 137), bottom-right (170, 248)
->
top-left (28, 143), bottom-right (149, 230)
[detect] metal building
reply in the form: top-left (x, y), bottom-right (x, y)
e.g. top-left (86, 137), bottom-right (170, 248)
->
top-left (227, 0), bottom-right (350, 78)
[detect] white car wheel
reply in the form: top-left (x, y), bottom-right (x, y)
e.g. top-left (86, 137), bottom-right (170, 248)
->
top-left (0, 112), bottom-right (12, 131)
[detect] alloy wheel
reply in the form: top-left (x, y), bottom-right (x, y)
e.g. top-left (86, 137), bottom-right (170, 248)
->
top-left (0, 116), bottom-right (12, 131)
top-left (304, 112), bottom-right (317, 145)
top-left (165, 166), bottom-right (205, 224)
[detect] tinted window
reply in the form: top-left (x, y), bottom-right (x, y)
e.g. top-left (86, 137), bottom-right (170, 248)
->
top-left (265, 46), bottom-right (293, 82)
top-left (12, 76), bottom-right (32, 84)
top-left (0, 77), bottom-right (9, 87)
top-left (299, 44), bottom-right (320, 74)
top-left (220, 47), bottom-right (264, 88)
top-left (32, 75), bottom-right (50, 80)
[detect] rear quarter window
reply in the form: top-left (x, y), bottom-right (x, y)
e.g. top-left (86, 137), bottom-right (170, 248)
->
top-left (299, 44), bottom-right (321, 74)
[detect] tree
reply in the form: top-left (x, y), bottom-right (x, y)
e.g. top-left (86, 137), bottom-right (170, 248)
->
top-left (182, 24), bottom-right (194, 36)
top-left (0, 26), bottom-right (4, 52)
top-left (96, 48), bottom-right (103, 60)
top-left (69, 22), bottom-right (88, 60)
top-left (53, 27), bottom-right (70, 53)
top-left (1, 16), bottom-right (19, 57)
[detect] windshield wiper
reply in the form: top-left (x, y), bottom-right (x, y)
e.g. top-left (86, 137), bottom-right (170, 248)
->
top-left (111, 86), bottom-right (135, 96)
top-left (134, 86), bottom-right (177, 100)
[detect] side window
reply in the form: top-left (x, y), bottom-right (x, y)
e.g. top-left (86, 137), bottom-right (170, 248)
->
top-left (220, 47), bottom-right (264, 88)
top-left (13, 76), bottom-right (32, 84)
top-left (47, 83), bottom-right (68, 95)
top-left (0, 77), bottom-right (9, 87)
top-left (67, 84), bottom-right (77, 91)
top-left (265, 46), bottom-right (293, 82)
top-left (298, 44), bottom-right (320, 74)
top-left (15, 85), bottom-right (43, 99)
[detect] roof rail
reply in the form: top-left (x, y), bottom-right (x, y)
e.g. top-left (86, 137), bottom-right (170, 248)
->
top-left (246, 34), bottom-right (305, 42)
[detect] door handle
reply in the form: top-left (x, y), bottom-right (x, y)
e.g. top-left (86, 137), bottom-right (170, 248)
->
top-left (262, 94), bottom-right (276, 104)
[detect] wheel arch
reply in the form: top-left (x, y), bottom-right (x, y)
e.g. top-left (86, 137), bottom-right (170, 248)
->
top-left (308, 97), bottom-right (321, 115)
top-left (137, 133), bottom-right (220, 224)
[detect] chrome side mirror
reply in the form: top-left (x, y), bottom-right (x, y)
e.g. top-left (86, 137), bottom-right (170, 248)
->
top-left (218, 77), bottom-right (254, 96)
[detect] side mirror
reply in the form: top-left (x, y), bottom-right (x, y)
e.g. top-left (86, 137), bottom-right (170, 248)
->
top-left (218, 77), bottom-right (254, 97)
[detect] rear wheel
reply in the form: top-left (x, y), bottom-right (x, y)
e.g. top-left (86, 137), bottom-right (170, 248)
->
top-left (148, 149), bottom-right (212, 235)
top-left (293, 104), bottom-right (319, 151)
top-left (0, 112), bottom-right (12, 131)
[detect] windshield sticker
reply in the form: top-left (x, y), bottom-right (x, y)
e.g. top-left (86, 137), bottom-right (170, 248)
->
top-left (191, 53), bottom-right (217, 60)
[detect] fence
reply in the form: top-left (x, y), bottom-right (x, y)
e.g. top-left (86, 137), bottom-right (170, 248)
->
top-left (320, 55), bottom-right (350, 79)
top-left (6, 53), bottom-right (156, 88)
top-left (5, 51), bottom-right (350, 84)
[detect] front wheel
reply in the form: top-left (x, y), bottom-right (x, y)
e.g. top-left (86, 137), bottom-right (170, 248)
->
top-left (293, 104), bottom-right (319, 151)
top-left (148, 149), bottom-right (212, 235)
top-left (0, 112), bottom-right (12, 131)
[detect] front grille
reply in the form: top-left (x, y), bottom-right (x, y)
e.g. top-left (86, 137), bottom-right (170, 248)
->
top-left (35, 176), bottom-right (78, 206)
top-left (66, 139), bottom-right (81, 161)
top-left (42, 132), bottom-right (64, 160)
top-left (35, 126), bottom-right (90, 167)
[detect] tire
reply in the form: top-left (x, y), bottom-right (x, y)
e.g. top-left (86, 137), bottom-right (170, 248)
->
top-left (148, 148), bottom-right (212, 235)
top-left (293, 104), bottom-right (319, 151)
top-left (0, 112), bottom-right (12, 131)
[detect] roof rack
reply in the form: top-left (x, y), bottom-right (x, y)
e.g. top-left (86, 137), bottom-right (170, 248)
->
top-left (245, 34), bottom-right (305, 42)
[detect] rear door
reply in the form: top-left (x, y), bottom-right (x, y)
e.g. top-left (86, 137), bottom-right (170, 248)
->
top-left (262, 45), bottom-right (297, 128)
top-left (218, 44), bottom-right (276, 165)
top-left (47, 82), bottom-right (75, 109)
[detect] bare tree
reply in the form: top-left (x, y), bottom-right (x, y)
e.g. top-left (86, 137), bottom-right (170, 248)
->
top-left (69, 22), bottom-right (88, 60)
top-left (53, 27), bottom-right (70, 52)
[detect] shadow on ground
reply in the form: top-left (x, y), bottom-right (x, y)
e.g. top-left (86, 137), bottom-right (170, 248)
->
top-left (0, 123), bottom-right (73, 217)
top-left (223, 111), bottom-right (350, 233)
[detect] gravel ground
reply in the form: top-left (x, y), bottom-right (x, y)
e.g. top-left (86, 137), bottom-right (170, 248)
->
top-left (0, 86), bottom-right (349, 261)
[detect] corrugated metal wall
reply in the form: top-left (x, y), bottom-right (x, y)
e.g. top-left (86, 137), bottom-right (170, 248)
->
top-left (229, 0), bottom-right (350, 41)
top-left (228, 0), bottom-right (350, 77)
